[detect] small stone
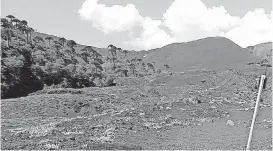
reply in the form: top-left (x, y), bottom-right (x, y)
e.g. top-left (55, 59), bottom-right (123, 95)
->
top-left (211, 106), bottom-right (216, 109)
top-left (226, 120), bottom-right (235, 126)
top-left (166, 107), bottom-right (171, 110)
top-left (159, 106), bottom-right (164, 110)
top-left (180, 108), bottom-right (186, 111)
top-left (139, 112), bottom-right (145, 116)
top-left (44, 144), bottom-right (58, 150)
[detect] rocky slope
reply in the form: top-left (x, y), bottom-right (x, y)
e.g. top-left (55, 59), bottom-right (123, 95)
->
top-left (246, 42), bottom-right (272, 62)
top-left (1, 69), bottom-right (272, 150)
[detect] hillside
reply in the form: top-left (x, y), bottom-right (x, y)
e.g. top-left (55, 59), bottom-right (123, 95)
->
top-left (246, 42), bottom-right (272, 62)
top-left (1, 16), bottom-right (156, 99)
top-left (143, 37), bottom-right (260, 72)
top-left (32, 32), bottom-right (110, 56)
top-left (33, 32), bottom-right (151, 60)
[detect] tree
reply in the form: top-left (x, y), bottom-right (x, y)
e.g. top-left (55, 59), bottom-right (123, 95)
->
top-left (6, 15), bottom-right (15, 22)
top-left (45, 36), bottom-right (53, 46)
top-left (64, 49), bottom-right (72, 55)
top-left (115, 68), bottom-right (128, 77)
top-left (123, 50), bottom-right (128, 58)
top-left (1, 18), bottom-right (14, 47)
top-left (108, 44), bottom-right (114, 57)
top-left (71, 55), bottom-right (78, 65)
top-left (92, 59), bottom-right (103, 73)
top-left (67, 40), bottom-right (77, 55)
top-left (20, 20), bottom-right (28, 35)
top-left (137, 58), bottom-right (142, 62)
top-left (20, 20), bottom-right (28, 26)
top-left (131, 57), bottom-right (137, 63)
top-left (129, 63), bottom-right (136, 76)
top-left (67, 40), bottom-right (77, 49)
top-left (59, 37), bottom-right (66, 47)
top-left (108, 44), bottom-right (117, 58)
top-left (108, 44), bottom-right (118, 69)
top-left (1, 28), bottom-right (14, 47)
top-left (147, 63), bottom-right (155, 73)
top-left (80, 46), bottom-right (91, 63)
top-left (92, 50), bottom-right (102, 60)
top-left (80, 52), bottom-right (90, 63)
top-left (1, 18), bottom-right (11, 28)
top-left (53, 43), bottom-right (62, 51)
top-left (111, 57), bottom-right (117, 70)
top-left (12, 18), bottom-right (20, 26)
top-left (33, 36), bottom-right (44, 44)
top-left (108, 44), bottom-right (114, 49)
top-left (26, 27), bottom-right (34, 44)
top-left (117, 47), bottom-right (122, 59)
top-left (16, 22), bottom-right (26, 34)
top-left (53, 40), bottom-right (62, 45)
top-left (141, 62), bottom-right (147, 72)
top-left (112, 46), bottom-right (117, 56)
top-left (15, 20), bottom-right (29, 43)
top-left (81, 46), bottom-right (95, 63)
top-left (83, 46), bottom-right (95, 56)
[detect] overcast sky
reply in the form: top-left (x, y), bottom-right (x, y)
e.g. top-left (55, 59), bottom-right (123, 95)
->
top-left (1, 0), bottom-right (272, 50)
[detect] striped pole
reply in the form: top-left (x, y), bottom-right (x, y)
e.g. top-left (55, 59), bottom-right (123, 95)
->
top-left (246, 75), bottom-right (266, 151)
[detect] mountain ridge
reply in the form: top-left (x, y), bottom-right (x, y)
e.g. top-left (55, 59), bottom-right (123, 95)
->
top-left (142, 36), bottom-right (260, 71)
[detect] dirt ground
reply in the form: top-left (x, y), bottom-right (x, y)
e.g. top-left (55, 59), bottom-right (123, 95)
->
top-left (1, 68), bottom-right (272, 150)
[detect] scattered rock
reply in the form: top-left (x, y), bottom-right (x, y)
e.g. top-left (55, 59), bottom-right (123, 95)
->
top-left (139, 112), bottom-right (145, 116)
top-left (226, 120), bottom-right (235, 126)
top-left (211, 106), bottom-right (217, 109)
top-left (159, 106), bottom-right (164, 110)
top-left (180, 108), bottom-right (186, 111)
top-left (44, 144), bottom-right (58, 150)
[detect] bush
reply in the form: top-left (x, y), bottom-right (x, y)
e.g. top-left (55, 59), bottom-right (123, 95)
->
top-left (103, 76), bottom-right (116, 87)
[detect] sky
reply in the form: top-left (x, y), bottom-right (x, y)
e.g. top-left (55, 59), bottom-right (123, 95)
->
top-left (1, 0), bottom-right (272, 50)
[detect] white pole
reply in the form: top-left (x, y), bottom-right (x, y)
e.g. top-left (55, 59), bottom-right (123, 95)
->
top-left (246, 75), bottom-right (266, 151)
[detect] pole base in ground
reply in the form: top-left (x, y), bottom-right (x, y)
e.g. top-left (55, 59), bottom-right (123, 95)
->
top-left (246, 75), bottom-right (266, 151)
